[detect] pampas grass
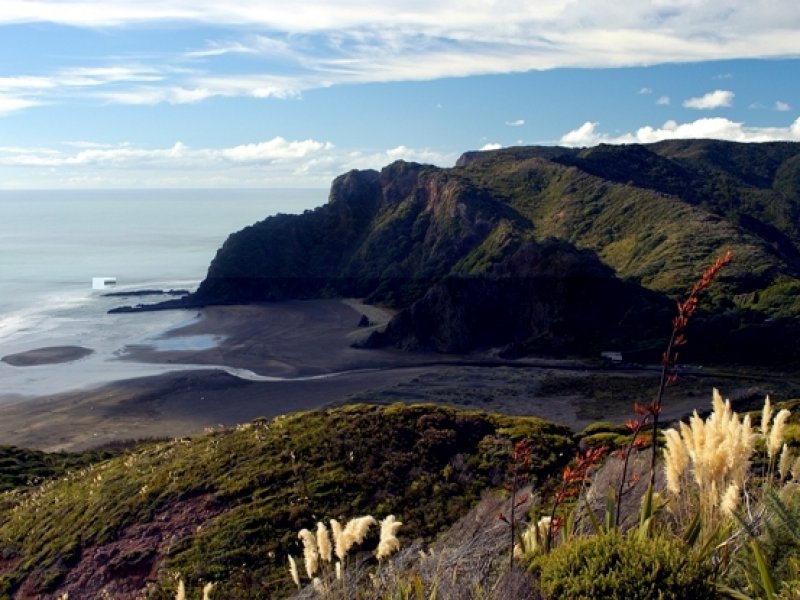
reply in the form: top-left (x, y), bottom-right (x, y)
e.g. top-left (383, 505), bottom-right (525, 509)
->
top-left (289, 555), bottom-right (301, 589)
top-left (662, 388), bottom-right (755, 527)
top-left (768, 410), bottom-right (791, 463)
top-left (342, 516), bottom-right (377, 551)
top-left (317, 521), bottom-right (333, 564)
top-left (376, 515), bottom-right (402, 561)
top-left (289, 514), bottom-right (398, 594)
top-left (331, 519), bottom-right (346, 562)
top-left (299, 528), bottom-right (320, 578)
top-left (779, 443), bottom-right (793, 481)
top-left (514, 516), bottom-right (552, 558)
top-left (202, 582), bottom-right (215, 600)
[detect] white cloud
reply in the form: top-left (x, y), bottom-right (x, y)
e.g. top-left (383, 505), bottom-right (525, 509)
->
top-left (480, 143), bottom-right (503, 151)
top-left (656, 96), bottom-right (670, 105)
top-left (221, 138), bottom-right (334, 161)
top-left (683, 89), bottom-right (735, 109)
top-left (0, 76), bottom-right (56, 91)
top-left (506, 119), bottom-right (525, 127)
top-left (383, 145), bottom-right (451, 164)
top-left (560, 122), bottom-right (602, 146)
top-left (776, 100), bottom-right (792, 111)
top-left (559, 116), bottom-right (800, 147)
top-left (0, 137), bottom-right (455, 188)
top-left (0, 94), bottom-right (40, 115)
top-left (58, 66), bottom-right (162, 86)
top-left (639, 87), bottom-right (653, 94)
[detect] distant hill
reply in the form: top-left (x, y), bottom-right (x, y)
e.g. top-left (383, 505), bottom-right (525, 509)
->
top-left (185, 140), bottom-right (800, 364)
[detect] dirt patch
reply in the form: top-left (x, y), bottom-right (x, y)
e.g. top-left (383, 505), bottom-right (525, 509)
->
top-left (14, 494), bottom-right (223, 600)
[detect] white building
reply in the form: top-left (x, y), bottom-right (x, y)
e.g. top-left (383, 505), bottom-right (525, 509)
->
top-left (92, 277), bottom-right (117, 289)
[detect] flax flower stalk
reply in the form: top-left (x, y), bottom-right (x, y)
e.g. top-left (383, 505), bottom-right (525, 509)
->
top-left (649, 251), bottom-right (733, 487)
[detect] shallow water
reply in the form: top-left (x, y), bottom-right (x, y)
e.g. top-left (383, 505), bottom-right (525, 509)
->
top-left (0, 188), bottom-right (326, 398)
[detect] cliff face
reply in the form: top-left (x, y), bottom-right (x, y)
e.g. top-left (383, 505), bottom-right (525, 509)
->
top-left (189, 140), bottom-right (800, 362)
top-left (195, 161), bottom-right (526, 307)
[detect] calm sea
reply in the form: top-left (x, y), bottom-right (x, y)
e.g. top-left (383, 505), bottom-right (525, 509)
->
top-left (0, 188), bottom-right (326, 397)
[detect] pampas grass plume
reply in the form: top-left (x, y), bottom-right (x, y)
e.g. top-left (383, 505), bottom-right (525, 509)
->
top-left (514, 515), bottom-right (552, 558)
top-left (376, 515), bottom-right (402, 560)
top-left (779, 443), bottom-right (793, 481)
top-left (340, 515), bottom-right (377, 557)
top-left (331, 519), bottom-right (346, 561)
top-left (288, 555), bottom-right (301, 588)
top-left (720, 482), bottom-right (740, 518)
top-left (768, 409), bottom-right (791, 460)
top-left (762, 396), bottom-right (773, 435)
top-left (663, 428), bottom-right (688, 495)
top-left (298, 528), bottom-right (319, 578)
top-left (316, 521), bottom-right (332, 563)
top-left (175, 579), bottom-right (186, 600)
top-left (202, 582), bottom-right (215, 600)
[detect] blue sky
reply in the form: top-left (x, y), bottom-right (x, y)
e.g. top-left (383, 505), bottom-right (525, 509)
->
top-left (0, 1), bottom-right (798, 188)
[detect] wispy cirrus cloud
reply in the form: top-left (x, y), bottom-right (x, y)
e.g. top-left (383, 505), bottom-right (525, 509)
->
top-left (0, 1), bottom-right (798, 113)
top-left (559, 116), bottom-right (800, 147)
top-left (683, 89), bottom-right (735, 109)
top-left (0, 95), bottom-right (41, 115)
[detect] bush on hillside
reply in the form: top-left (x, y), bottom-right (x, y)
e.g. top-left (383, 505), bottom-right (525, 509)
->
top-left (531, 531), bottom-right (716, 600)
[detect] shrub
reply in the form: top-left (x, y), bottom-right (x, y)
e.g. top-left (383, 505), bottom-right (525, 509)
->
top-left (531, 531), bottom-right (716, 600)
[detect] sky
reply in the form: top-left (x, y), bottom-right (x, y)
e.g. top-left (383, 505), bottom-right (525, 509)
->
top-left (0, 1), bottom-right (798, 189)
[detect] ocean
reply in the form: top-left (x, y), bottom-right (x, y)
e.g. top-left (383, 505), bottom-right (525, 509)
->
top-left (0, 188), bottom-right (326, 398)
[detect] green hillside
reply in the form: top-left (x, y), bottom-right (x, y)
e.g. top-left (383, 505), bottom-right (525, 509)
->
top-left (0, 404), bottom-right (573, 599)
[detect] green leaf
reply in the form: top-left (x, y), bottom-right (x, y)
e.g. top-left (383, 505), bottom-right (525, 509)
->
top-left (750, 539), bottom-right (777, 600)
top-left (682, 511), bottom-right (703, 548)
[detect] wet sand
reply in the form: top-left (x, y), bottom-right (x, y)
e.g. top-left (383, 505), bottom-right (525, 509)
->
top-left (0, 299), bottom-right (452, 451)
top-left (2, 346), bottom-right (93, 367)
top-left (0, 299), bottom-right (790, 452)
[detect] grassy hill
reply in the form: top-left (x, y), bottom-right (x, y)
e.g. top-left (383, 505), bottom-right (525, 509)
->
top-left (0, 404), bottom-right (573, 599)
top-left (3, 395), bottom-right (800, 599)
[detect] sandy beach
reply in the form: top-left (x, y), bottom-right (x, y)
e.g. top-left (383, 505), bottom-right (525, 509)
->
top-left (0, 299), bottom-right (791, 452)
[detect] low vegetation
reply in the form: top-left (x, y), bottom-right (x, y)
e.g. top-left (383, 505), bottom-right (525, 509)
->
top-left (0, 404), bottom-right (573, 598)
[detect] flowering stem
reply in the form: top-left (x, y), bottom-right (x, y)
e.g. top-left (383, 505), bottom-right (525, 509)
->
top-left (648, 251), bottom-right (733, 489)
